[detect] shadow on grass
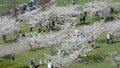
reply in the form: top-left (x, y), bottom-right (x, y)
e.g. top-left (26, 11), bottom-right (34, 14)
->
top-left (5, 39), bottom-right (16, 44)
top-left (30, 47), bottom-right (46, 52)
top-left (96, 39), bottom-right (106, 43)
top-left (35, 64), bottom-right (45, 68)
top-left (94, 46), bottom-right (101, 49)
top-left (2, 54), bottom-right (12, 60)
top-left (82, 54), bottom-right (105, 63)
top-left (96, 38), bottom-right (120, 45)
top-left (76, 22), bottom-right (90, 26)
top-left (113, 40), bottom-right (120, 44)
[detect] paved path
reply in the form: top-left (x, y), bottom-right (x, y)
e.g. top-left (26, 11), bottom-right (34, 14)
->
top-left (0, 0), bottom-right (57, 57)
top-left (0, 43), bottom-right (30, 57)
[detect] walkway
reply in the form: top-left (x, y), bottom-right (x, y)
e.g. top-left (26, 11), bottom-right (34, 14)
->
top-left (0, 43), bottom-right (30, 57)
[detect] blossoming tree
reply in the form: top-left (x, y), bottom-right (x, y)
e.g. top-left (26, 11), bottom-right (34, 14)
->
top-left (0, 16), bottom-right (20, 42)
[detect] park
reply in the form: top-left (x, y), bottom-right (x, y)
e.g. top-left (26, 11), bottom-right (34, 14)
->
top-left (0, 0), bottom-right (120, 68)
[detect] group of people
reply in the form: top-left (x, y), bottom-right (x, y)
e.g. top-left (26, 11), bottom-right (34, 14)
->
top-left (15, 32), bottom-right (26, 41)
top-left (74, 29), bottom-right (95, 48)
top-left (106, 32), bottom-right (113, 44)
top-left (88, 38), bottom-right (94, 48)
top-left (79, 11), bottom-right (87, 24)
top-left (30, 58), bottom-right (54, 68)
top-left (74, 29), bottom-right (86, 38)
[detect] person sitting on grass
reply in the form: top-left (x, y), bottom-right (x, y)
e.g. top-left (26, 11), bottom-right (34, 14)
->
top-left (16, 34), bottom-right (20, 41)
top-left (88, 39), bottom-right (94, 48)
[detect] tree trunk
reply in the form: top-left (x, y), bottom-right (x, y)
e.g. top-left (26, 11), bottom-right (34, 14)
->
top-left (2, 34), bottom-right (6, 42)
top-left (29, 44), bottom-right (33, 50)
top-left (14, 8), bottom-right (18, 21)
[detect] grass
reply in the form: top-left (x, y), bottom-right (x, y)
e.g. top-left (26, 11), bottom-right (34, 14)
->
top-left (0, 33), bottom-right (16, 45)
top-left (70, 32), bottom-right (120, 68)
top-left (0, 58), bottom-right (28, 68)
top-left (0, 0), bottom-right (120, 45)
top-left (56, 0), bottom-right (120, 6)
top-left (87, 32), bottom-right (120, 56)
top-left (75, 13), bottom-right (100, 26)
top-left (0, 18), bottom-right (57, 45)
top-left (0, 0), bottom-right (120, 67)
top-left (0, 0), bottom-right (29, 4)
top-left (70, 60), bottom-right (115, 68)
top-left (3, 47), bottom-right (57, 68)
top-left (1, 32), bottom-right (120, 68)
top-left (15, 48), bottom-right (49, 68)
top-left (0, 0), bottom-right (30, 12)
top-left (0, 19), bottom-right (42, 46)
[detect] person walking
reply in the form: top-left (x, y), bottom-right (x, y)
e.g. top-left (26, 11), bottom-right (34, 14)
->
top-left (110, 32), bottom-right (113, 44)
top-left (30, 58), bottom-right (35, 68)
top-left (106, 32), bottom-right (110, 44)
top-left (48, 60), bottom-right (53, 68)
top-left (11, 54), bottom-right (15, 61)
top-left (30, 26), bottom-right (33, 32)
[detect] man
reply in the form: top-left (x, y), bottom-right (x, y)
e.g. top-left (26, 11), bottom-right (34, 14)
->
top-left (11, 54), bottom-right (15, 61)
top-left (48, 60), bottom-right (53, 68)
top-left (30, 58), bottom-right (35, 68)
top-left (110, 32), bottom-right (113, 44)
top-left (106, 32), bottom-right (110, 44)
top-left (30, 26), bottom-right (33, 32)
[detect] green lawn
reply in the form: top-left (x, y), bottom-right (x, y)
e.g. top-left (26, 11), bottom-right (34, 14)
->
top-left (3, 47), bottom-right (56, 68)
top-left (88, 32), bottom-right (120, 56)
top-left (0, 0), bottom-right (29, 4)
top-left (0, 58), bottom-right (28, 68)
top-left (0, 0), bottom-right (30, 12)
top-left (56, 0), bottom-right (120, 6)
top-left (0, 19), bottom-right (41, 45)
top-left (0, 0), bottom-right (120, 68)
top-left (70, 32), bottom-right (120, 68)
top-left (2, 32), bottom-right (120, 68)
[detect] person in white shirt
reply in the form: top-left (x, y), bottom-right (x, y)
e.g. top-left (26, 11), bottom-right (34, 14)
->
top-left (106, 32), bottom-right (110, 44)
top-left (75, 29), bottom-right (79, 38)
top-left (48, 61), bottom-right (52, 68)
